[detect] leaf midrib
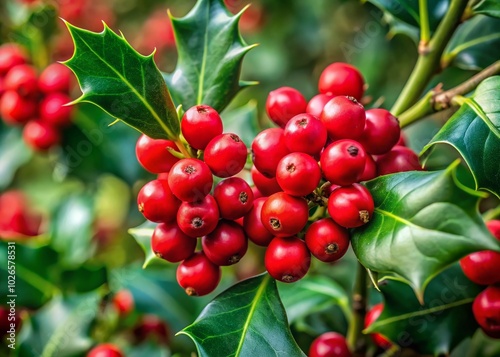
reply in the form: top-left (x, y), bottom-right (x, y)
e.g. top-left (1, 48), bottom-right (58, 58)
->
top-left (464, 97), bottom-right (500, 138)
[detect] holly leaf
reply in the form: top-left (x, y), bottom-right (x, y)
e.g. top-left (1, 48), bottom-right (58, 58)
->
top-left (351, 162), bottom-right (500, 302)
top-left (0, 125), bottom-right (31, 190)
top-left (128, 220), bottom-right (164, 268)
top-left (63, 22), bottom-right (179, 140)
top-left (164, 0), bottom-right (256, 112)
top-left (365, 264), bottom-right (481, 355)
top-left (423, 76), bottom-right (500, 197)
top-left (472, 0), bottom-right (500, 18)
top-left (180, 274), bottom-right (306, 357)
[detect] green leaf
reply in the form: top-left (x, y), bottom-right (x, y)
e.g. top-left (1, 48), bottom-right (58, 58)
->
top-left (59, 264), bottom-right (107, 293)
top-left (221, 100), bottom-right (260, 147)
top-left (366, 265), bottom-right (481, 355)
top-left (444, 15), bottom-right (500, 70)
top-left (472, 0), bottom-right (500, 18)
top-left (0, 125), bottom-right (31, 190)
top-left (351, 162), bottom-right (500, 301)
top-left (128, 220), bottom-right (163, 268)
top-left (63, 22), bottom-right (179, 140)
top-left (180, 274), bottom-right (306, 357)
top-left (423, 76), bottom-right (500, 197)
top-left (164, 0), bottom-right (256, 112)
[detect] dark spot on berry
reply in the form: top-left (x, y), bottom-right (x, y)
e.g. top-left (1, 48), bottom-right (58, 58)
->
top-left (138, 202), bottom-right (144, 213)
top-left (282, 274), bottom-right (295, 283)
top-left (359, 210), bottom-right (370, 224)
top-left (239, 191), bottom-right (248, 204)
top-left (325, 243), bottom-right (339, 254)
top-left (228, 254), bottom-right (241, 264)
top-left (192, 217), bottom-right (203, 228)
top-left (297, 117), bottom-right (308, 127)
top-left (347, 145), bottom-right (359, 156)
top-left (230, 134), bottom-right (241, 142)
top-left (184, 165), bottom-right (196, 174)
top-left (286, 163), bottom-right (296, 173)
top-left (185, 287), bottom-right (197, 296)
top-left (197, 106), bottom-right (209, 113)
top-left (154, 251), bottom-right (163, 258)
top-left (270, 218), bottom-right (281, 230)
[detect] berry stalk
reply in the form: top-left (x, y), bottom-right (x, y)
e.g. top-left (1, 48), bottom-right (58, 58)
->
top-left (347, 261), bottom-right (368, 353)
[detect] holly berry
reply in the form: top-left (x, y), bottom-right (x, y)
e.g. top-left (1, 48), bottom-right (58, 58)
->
top-left (321, 96), bottom-right (366, 140)
top-left (305, 218), bottom-right (350, 263)
top-left (283, 113), bottom-right (327, 156)
top-left (265, 86), bottom-right (307, 128)
top-left (38, 62), bottom-right (73, 93)
top-left (39, 93), bottom-right (73, 127)
top-left (306, 93), bottom-right (334, 118)
top-left (318, 62), bottom-right (365, 101)
top-left (276, 152), bottom-right (321, 196)
top-left (176, 194), bottom-right (219, 238)
top-left (473, 285), bottom-right (500, 338)
top-left (135, 134), bottom-right (180, 173)
top-left (168, 158), bottom-right (214, 202)
top-left (0, 44), bottom-right (27, 75)
top-left (4, 64), bottom-right (38, 97)
top-left (137, 179), bottom-right (180, 223)
top-left (309, 332), bottom-right (352, 357)
top-left (133, 314), bottom-right (170, 345)
top-left (204, 133), bottom-right (247, 178)
top-left (265, 236), bottom-right (311, 283)
top-left (243, 197), bottom-right (274, 246)
top-left (358, 109), bottom-right (400, 155)
top-left (213, 177), bottom-right (254, 220)
top-left (181, 105), bottom-right (223, 150)
top-left (251, 128), bottom-right (289, 177)
top-left (87, 343), bottom-right (124, 357)
top-left (320, 140), bottom-right (367, 186)
top-left (0, 90), bottom-right (37, 124)
top-left (376, 146), bottom-right (422, 175)
top-left (487, 220), bottom-right (500, 239)
top-left (365, 304), bottom-right (392, 349)
top-left (202, 220), bottom-right (248, 266)
top-left (176, 252), bottom-right (221, 296)
top-left (251, 165), bottom-right (282, 196)
top-left (23, 120), bottom-right (60, 151)
top-left (327, 184), bottom-right (374, 228)
top-left (152, 222), bottom-right (196, 262)
top-left (112, 290), bottom-right (134, 316)
top-left (261, 192), bottom-right (309, 237)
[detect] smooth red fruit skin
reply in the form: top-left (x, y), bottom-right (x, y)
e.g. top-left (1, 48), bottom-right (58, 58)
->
top-left (276, 152), bottom-right (321, 196)
top-left (23, 120), bottom-right (60, 151)
top-left (213, 177), bottom-right (254, 220)
top-left (318, 62), bottom-right (365, 101)
top-left (358, 109), bottom-right (400, 155)
top-left (473, 285), bottom-right (500, 338)
top-left (0, 90), bottom-right (37, 124)
top-left (306, 93), bottom-right (334, 118)
top-left (321, 96), bottom-right (366, 141)
top-left (202, 220), bottom-right (248, 266)
top-left (284, 113), bottom-right (327, 156)
top-left (112, 290), bottom-right (134, 316)
top-left (309, 332), bottom-right (352, 357)
top-left (359, 154), bottom-right (377, 181)
top-left (487, 220), bottom-right (500, 239)
top-left (152, 222), bottom-right (196, 262)
top-left (39, 93), bottom-right (73, 127)
top-left (397, 132), bottom-right (407, 147)
top-left (376, 146), bottom-right (422, 175)
top-left (176, 252), bottom-right (221, 296)
top-left (365, 304), bottom-right (392, 349)
top-left (168, 158), bottom-right (214, 202)
top-left (328, 184), bottom-right (374, 228)
top-left (265, 236), bottom-right (311, 283)
top-left (243, 197), bottom-right (274, 246)
top-left (251, 128), bottom-right (290, 177)
top-left (320, 140), bottom-right (367, 186)
top-left (133, 314), bottom-right (170, 345)
top-left (265, 86), bottom-right (307, 128)
top-left (4, 64), bottom-right (38, 97)
top-left (135, 134), bottom-right (180, 174)
top-left (137, 179), bottom-right (180, 223)
top-left (38, 63), bottom-right (72, 93)
top-left (176, 194), bottom-right (219, 238)
top-left (87, 343), bottom-right (124, 357)
top-left (0, 44), bottom-right (27, 75)
top-left (181, 105), bottom-right (223, 150)
top-left (204, 133), bottom-right (247, 177)
top-left (261, 192), bottom-right (309, 237)
top-left (251, 165), bottom-right (282, 196)
top-left (305, 218), bottom-right (350, 263)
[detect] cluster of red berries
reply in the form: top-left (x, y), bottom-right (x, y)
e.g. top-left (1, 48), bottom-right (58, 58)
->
top-left (0, 44), bottom-right (73, 151)
top-left (0, 190), bottom-right (42, 239)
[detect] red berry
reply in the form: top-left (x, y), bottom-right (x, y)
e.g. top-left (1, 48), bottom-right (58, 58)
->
top-left (87, 343), bottom-right (124, 357)
top-left (181, 105), bottom-right (223, 150)
top-left (265, 236), bottom-right (311, 283)
top-left (305, 218), bottom-right (350, 263)
top-left (176, 194), bottom-right (219, 238)
top-left (243, 197), bottom-right (274, 246)
top-left (359, 154), bottom-right (377, 181)
top-left (283, 113), bottom-right (327, 156)
top-left (396, 132), bottom-right (407, 147)
top-left (152, 222), bottom-right (196, 262)
top-left (39, 93), bottom-right (73, 127)
top-left (365, 304), bottom-right (392, 349)
top-left (38, 63), bottom-right (73, 93)
top-left (487, 220), bottom-right (500, 239)
top-left (318, 62), bottom-right (365, 101)
top-left (276, 152), bottom-right (321, 196)
top-left (261, 192), bottom-right (309, 237)
top-left (135, 134), bottom-right (180, 173)
top-left (251, 165), bottom-right (282, 196)
top-left (176, 252), bottom-right (221, 296)
top-left (358, 109), bottom-right (400, 155)
top-left (321, 96), bottom-right (366, 140)
top-left (0, 90), bottom-right (37, 125)
top-left (376, 146), bottom-right (422, 175)
top-left (137, 179), bottom-right (180, 223)
top-left (112, 290), bottom-right (134, 316)
top-left (265, 86), bottom-right (307, 128)
top-left (473, 285), bottom-right (500, 338)
top-left (1, 306), bottom-right (21, 337)
top-left (23, 120), bottom-right (60, 151)
top-left (213, 177), bottom-right (254, 220)
top-left (309, 332), bottom-right (352, 357)
top-left (320, 140), bottom-right (367, 186)
top-left (0, 44), bottom-right (27, 75)
top-left (306, 93), bottom-right (334, 118)
top-left (327, 184), bottom-right (374, 228)
top-left (202, 220), bottom-right (248, 266)
top-left (133, 314), bottom-right (170, 345)
top-left (322, 182), bottom-right (340, 198)
top-left (168, 158), bottom-right (213, 202)
top-left (4, 64), bottom-right (38, 97)
top-left (251, 128), bottom-right (290, 177)
top-left (204, 133), bottom-right (247, 177)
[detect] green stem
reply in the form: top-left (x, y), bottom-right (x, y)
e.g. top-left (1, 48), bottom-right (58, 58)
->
top-left (174, 138), bottom-right (193, 158)
top-left (398, 91), bottom-right (434, 128)
top-left (418, 0), bottom-right (431, 45)
top-left (391, 0), bottom-right (469, 116)
top-left (483, 206), bottom-right (500, 222)
top-left (347, 261), bottom-right (368, 353)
